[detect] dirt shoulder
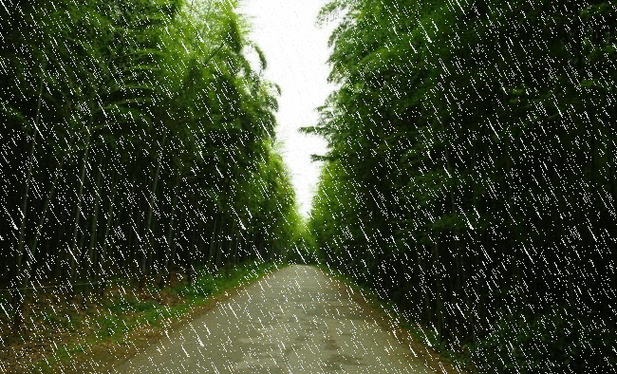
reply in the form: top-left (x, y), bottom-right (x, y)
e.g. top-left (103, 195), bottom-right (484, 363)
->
top-left (319, 268), bottom-right (469, 374)
top-left (0, 262), bottom-right (281, 374)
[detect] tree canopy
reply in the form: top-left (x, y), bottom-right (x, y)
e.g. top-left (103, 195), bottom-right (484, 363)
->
top-left (309, 0), bottom-right (617, 372)
top-left (1, 0), bottom-right (302, 330)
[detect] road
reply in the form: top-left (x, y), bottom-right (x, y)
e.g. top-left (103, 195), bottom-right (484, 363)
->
top-left (111, 265), bottom-right (436, 374)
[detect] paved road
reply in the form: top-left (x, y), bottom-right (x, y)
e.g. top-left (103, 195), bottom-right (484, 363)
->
top-left (111, 265), bottom-right (435, 374)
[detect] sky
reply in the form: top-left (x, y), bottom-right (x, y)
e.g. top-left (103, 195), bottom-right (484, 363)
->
top-left (238, 0), bottom-right (336, 217)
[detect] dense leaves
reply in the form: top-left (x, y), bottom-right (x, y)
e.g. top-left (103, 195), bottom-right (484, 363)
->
top-left (0, 0), bottom-right (301, 329)
top-left (309, 0), bottom-right (617, 372)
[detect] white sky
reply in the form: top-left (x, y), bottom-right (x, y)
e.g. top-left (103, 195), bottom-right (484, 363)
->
top-left (238, 0), bottom-right (335, 217)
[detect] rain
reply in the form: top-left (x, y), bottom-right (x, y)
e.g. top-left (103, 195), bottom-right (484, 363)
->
top-left (1, 0), bottom-right (616, 373)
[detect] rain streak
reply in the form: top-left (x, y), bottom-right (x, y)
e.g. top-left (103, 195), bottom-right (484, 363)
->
top-left (1, 1), bottom-right (615, 374)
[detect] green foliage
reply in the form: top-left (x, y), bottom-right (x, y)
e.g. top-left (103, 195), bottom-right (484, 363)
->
top-left (1, 0), bottom-right (301, 307)
top-left (106, 298), bottom-right (157, 314)
top-left (311, 0), bottom-right (617, 372)
top-left (287, 221), bottom-right (319, 264)
top-left (176, 274), bottom-right (217, 299)
top-left (42, 311), bottom-right (78, 331)
top-left (97, 314), bottom-right (130, 338)
top-left (473, 306), bottom-right (617, 374)
top-left (177, 261), bottom-right (280, 300)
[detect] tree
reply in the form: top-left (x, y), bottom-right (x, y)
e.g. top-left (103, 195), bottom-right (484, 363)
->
top-left (1, 0), bottom-right (301, 332)
top-left (310, 0), bottom-right (617, 371)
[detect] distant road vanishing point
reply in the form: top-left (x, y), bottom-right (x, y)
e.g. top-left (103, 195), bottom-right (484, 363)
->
top-left (111, 265), bottom-right (437, 374)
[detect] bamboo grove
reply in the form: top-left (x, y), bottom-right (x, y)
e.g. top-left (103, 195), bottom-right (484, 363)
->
top-left (307, 0), bottom-right (616, 372)
top-left (0, 0), bottom-right (302, 328)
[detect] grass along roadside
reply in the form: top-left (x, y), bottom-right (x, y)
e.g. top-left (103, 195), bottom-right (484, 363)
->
top-left (318, 264), bottom-right (473, 374)
top-left (0, 260), bottom-right (284, 374)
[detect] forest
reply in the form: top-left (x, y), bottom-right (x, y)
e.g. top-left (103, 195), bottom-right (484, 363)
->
top-left (307, 0), bottom-right (616, 372)
top-left (1, 0), bottom-right (302, 333)
top-left (1, 0), bottom-right (616, 373)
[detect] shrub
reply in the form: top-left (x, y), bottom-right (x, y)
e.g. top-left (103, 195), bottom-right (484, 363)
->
top-left (176, 275), bottom-right (217, 299)
top-left (472, 306), bottom-right (617, 373)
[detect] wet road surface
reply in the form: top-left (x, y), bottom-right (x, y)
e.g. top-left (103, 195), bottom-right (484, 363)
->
top-left (111, 265), bottom-right (435, 374)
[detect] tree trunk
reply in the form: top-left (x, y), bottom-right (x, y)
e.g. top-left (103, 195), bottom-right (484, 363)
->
top-left (79, 164), bottom-right (102, 309)
top-left (143, 134), bottom-right (166, 287)
top-left (161, 188), bottom-right (177, 288)
top-left (12, 68), bottom-right (45, 331)
top-left (98, 176), bottom-right (117, 297)
top-left (69, 128), bottom-right (91, 300)
top-left (432, 234), bottom-right (449, 342)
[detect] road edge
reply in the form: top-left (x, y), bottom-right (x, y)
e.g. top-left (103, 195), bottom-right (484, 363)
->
top-left (317, 265), bottom-right (472, 374)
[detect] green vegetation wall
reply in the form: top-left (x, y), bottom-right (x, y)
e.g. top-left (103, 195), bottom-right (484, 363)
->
top-left (0, 0), bottom-right (300, 326)
top-left (308, 0), bottom-right (617, 372)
